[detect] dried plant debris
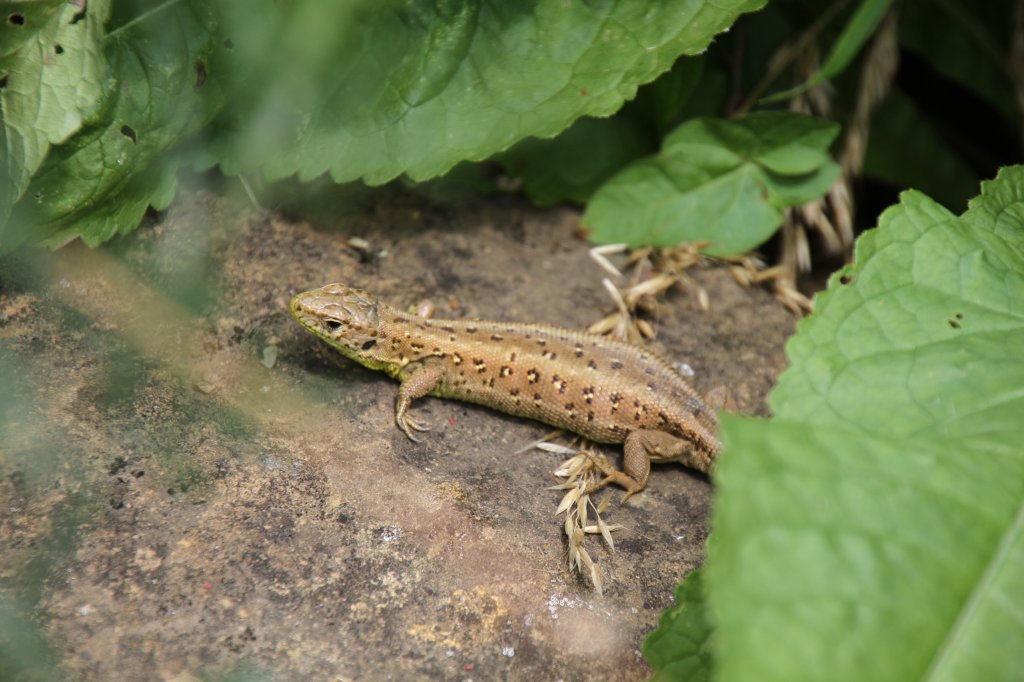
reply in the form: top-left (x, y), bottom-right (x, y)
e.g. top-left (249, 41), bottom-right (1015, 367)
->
top-left (590, 236), bottom-right (826, 320)
top-left (588, 243), bottom-right (710, 342)
top-left (539, 442), bottom-right (624, 595)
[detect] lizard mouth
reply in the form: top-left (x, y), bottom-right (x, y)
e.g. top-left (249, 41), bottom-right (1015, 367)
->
top-left (289, 294), bottom-right (318, 332)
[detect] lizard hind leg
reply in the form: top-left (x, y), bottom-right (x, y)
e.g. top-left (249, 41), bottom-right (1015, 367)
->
top-left (619, 430), bottom-right (699, 501)
top-left (582, 433), bottom-right (655, 502)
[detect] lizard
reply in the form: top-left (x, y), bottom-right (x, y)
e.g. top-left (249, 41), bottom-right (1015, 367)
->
top-left (290, 283), bottom-right (725, 499)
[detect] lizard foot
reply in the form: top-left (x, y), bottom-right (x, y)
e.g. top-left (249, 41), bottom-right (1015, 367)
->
top-left (581, 453), bottom-right (645, 502)
top-left (397, 413), bottom-right (431, 443)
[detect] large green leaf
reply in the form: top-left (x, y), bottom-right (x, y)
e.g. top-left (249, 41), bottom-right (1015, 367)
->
top-left (4, 0), bottom-right (225, 250)
top-left (212, 0), bottom-right (768, 184)
top-left (643, 568), bottom-right (714, 682)
top-left (0, 0), bottom-right (109, 225)
top-left (708, 167), bottom-right (1024, 681)
top-left (582, 112), bottom-right (840, 255)
top-left (499, 57), bottom-right (709, 206)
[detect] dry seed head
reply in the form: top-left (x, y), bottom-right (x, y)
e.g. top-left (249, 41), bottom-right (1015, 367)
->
top-left (556, 487), bottom-right (582, 515)
top-left (589, 244), bottom-right (628, 278)
top-left (625, 273), bottom-right (675, 306)
top-left (597, 518), bottom-right (615, 550)
top-left (590, 560), bottom-right (604, 596)
top-left (602, 278), bottom-right (630, 317)
top-left (829, 181), bottom-right (854, 248)
top-left (696, 286), bottom-right (710, 312)
top-left (587, 314), bottom-right (619, 336)
top-left (730, 264), bottom-right (753, 287)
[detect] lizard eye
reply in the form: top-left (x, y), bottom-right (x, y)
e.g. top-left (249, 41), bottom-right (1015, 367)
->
top-left (325, 320), bottom-right (343, 331)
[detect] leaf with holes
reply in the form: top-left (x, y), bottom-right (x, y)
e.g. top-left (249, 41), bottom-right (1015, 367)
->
top-left (4, 0), bottom-right (224, 250)
top-left (704, 166), bottom-right (1024, 681)
top-left (0, 0), bottom-right (109, 227)
top-left (582, 111), bottom-right (840, 255)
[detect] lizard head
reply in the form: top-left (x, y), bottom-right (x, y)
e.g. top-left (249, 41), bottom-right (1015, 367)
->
top-left (290, 284), bottom-right (387, 368)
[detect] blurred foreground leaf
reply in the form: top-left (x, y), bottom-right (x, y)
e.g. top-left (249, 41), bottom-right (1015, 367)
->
top-left (0, 0), bottom-right (110, 226)
top-left (5, 0), bottom-right (224, 250)
top-left (213, 0), bottom-right (767, 184)
top-left (2, 0), bottom-right (768, 251)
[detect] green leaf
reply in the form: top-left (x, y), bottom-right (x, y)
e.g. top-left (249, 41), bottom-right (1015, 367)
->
top-left (4, 0), bottom-right (225, 250)
top-left (0, 0), bottom-right (110, 225)
top-left (643, 569), bottom-right (713, 682)
top-left (213, 0), bottom-right (769, 185)
top-left (582, 112), bottom-right (840, 255)
top-left (498, 58), bottom-right (707, 206)
top-left (763, 0), bottom-right (893, 103)
top-left (709, 167), bottom-right (1024, 681)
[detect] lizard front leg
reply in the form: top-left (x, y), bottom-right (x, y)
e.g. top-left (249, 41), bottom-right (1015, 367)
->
top-left (395, 360), bottom-right (446, 442)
